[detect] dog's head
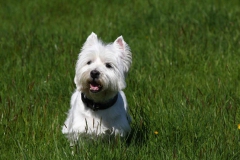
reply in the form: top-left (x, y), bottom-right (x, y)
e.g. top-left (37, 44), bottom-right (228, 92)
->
top-left (74, 32), bottom-right (132, 102)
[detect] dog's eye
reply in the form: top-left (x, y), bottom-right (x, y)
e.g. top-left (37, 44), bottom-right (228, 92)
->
top-left (105, 63), bottom-right (112, 68)
top-left (87, 61), bottom-right (92, 65)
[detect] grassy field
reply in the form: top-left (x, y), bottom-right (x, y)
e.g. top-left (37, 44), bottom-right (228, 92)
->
top-left (1, 0), bottom-right (240, 159)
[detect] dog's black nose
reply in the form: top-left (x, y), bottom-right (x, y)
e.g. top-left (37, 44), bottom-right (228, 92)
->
top-left (90, 70), bottom-right (100, 79)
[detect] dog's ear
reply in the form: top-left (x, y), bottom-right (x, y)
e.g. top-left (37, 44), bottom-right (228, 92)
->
top-left (115, 36), bottom-right (125, 50)
top-left (83, 32), bottom-right (98, 48)
top-left (87, 32), bottom-right (97, 42)
top-left (114, 36), bottom-right (132, 75)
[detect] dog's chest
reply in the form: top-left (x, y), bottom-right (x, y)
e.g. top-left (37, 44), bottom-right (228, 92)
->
top-left (79, 110), bottom-right (117, 133)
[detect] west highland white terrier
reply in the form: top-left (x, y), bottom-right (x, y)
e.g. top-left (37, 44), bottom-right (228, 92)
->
top-left (62, 32), bottom-right (132, 145)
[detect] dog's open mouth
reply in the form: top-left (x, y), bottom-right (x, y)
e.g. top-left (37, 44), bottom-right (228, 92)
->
top-left (89, 81), bottom-right (102, 93)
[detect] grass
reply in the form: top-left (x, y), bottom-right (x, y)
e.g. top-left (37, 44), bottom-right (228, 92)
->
top-left (1, 0), bottom-right (240, 159)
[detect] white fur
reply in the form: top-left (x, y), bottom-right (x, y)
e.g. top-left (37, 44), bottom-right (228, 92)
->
top-left (62, 32), bottom-right (132, 144)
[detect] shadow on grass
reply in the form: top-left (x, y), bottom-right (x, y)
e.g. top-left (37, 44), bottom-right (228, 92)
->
top-left (126, 109), bottom-right (150, 147)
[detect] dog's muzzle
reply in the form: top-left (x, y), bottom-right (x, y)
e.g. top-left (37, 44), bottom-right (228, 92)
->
top-left (90, 70), bottom-right (100, 79)
top-left (89, 70), bottom-right (102, 93)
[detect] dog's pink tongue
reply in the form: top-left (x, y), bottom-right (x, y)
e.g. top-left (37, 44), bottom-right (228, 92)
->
top-left (90, 83), bottom-right (100, 91)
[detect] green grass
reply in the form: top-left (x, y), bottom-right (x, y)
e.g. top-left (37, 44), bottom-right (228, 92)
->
top-left (1, 0), bottom-right (240, 159)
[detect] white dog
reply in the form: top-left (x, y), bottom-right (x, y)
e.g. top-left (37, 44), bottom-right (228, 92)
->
top-left (62, 32), bottom-right (132, 145)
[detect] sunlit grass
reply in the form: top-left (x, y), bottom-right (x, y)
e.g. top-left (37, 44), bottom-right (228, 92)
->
top-left (1, 0), bottom-right (240, 159)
